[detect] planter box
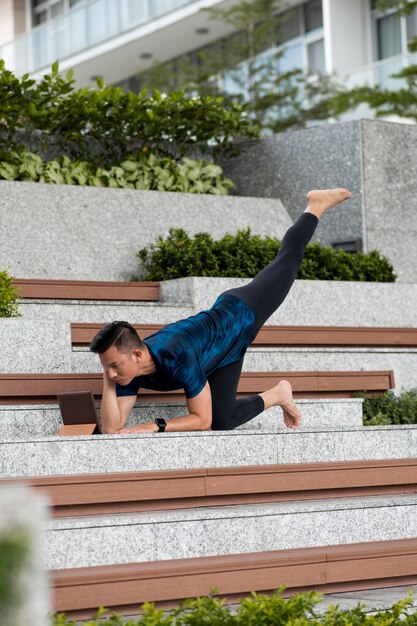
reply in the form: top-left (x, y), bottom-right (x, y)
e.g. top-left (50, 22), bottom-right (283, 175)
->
top-left (222, 119), bottom-right (417, 283)
top-left (0, 182), bottom-right (292, 282)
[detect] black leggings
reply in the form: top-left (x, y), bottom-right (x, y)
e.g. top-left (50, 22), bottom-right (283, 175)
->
top-left (209, 212), bottom-right (318, 430)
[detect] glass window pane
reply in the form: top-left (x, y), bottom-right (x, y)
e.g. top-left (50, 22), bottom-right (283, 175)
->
top-left (377, 13), bottom-right (402, 59)
top-left (51, 1), bottom-right (65, 18)
top-left (278, 42), bottom-right (303, 72)
top-left (304, 0), bottom-right (323, 33)
top-left (33, 10), bottom-right (47, 25)
top-left (307, 38), bottom-right (325, 72)
top-left (277, 7), bottom-right (301, 44)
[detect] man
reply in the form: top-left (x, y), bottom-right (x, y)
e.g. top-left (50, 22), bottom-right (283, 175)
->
top-left (90, 188), bottom-right (352, 434)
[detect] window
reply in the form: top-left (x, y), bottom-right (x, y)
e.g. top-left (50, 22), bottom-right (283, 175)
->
top-left (377, 13), bottom-right (402, 59)
top-left (304, 0), bottom-right (323, 33)
top-left (308, 38), bottom-right (325, 73)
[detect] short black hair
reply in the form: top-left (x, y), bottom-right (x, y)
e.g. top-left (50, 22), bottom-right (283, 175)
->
top-left (89, 321), bottom-right (144, 355)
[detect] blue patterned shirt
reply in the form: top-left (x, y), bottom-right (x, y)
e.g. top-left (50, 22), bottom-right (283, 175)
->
top-left (115, 294), bottom-right (255, 399)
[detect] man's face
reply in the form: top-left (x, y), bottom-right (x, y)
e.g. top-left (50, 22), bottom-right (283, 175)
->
top-left (99, 345), bottom-right (140, 385)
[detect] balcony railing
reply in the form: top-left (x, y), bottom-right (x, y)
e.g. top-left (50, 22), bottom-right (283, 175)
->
top-left (343, 52), bottom-right (417, 90)
top-left (0, 0), bottom-right (198, 76)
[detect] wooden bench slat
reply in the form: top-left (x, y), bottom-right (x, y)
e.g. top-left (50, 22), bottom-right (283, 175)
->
top-left (47, 538), bottom-right (417, 616)
top-left (0, 371), bottom-right (395, 404)
top-left (72, 323), bottom-right (417, 347)
top-left (12, 279), bottom-right (159, 302)
top-left (3, 458), bottom-right (416, 517)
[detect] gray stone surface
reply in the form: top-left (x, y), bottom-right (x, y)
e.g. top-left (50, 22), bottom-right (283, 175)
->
top-left (160, 277), bottom-right (417, 327)
top-left (318, 584), bottom-right (417, 613)
top-left (221, 120), bottom-right (364, 248)
top-left (0, 319), bottom-right (71, 373)
top-left (222, 119), bottom-right (417, 283)
top-left (362, 121), bottom-right (417, 283)
top-left (0, 398), bottom-right (363, 439)
top-left (2, 425), bottom-right (417, 478)
top-left (0, 182), bottom-right (292, 281)
top-left (0, 486), bottom-right (49, 626)
top-left (19, 299), bottom-right (192, 322)
top-left (44, 493), bottom-right (417, 569)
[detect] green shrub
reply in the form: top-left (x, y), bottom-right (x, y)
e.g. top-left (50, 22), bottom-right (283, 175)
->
top-left (136, 228), bottom-right (396, 282)
top-left (0, 530), bottom-right (30, 622)
top-left (0, 61), bottom-right (259, 167)
top-left (361, 388), bottom-right (417, 426)
top-left (50, 588), bottom-right (417, 625)
top-left (0, 269), bottom-right (21, 317)
top-left (0, 151), bottom-right (234, 194)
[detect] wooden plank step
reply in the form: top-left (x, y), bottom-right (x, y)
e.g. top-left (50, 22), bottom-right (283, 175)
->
top-left (12, 279), bottom-right (160, 301)
top-left (3, 458), bottom-right (416, 518)
top-left (50, 537), bottom-right (417, 617)
top-left (0, 370), bottom-right (395, 404)
top-left (72, 323), bottom-right (417, 347)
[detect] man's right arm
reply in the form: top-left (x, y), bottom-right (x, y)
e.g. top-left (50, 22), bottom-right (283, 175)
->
top-left (100, 373), bottom-right (137, 434)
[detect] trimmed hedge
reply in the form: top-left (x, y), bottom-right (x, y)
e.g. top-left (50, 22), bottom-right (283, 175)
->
top-left (0, 151), bottom-right (234, 195)
top-left (0, 269), bottom-right (21, 317)
top-left (136, 228), bottom-right (396, 282)
top-left (361, 388), bottom-right (417, 426)
top-left (0, 530), bottom-right (30, 624)
top-left (50, 588), bottom-right (417, 625)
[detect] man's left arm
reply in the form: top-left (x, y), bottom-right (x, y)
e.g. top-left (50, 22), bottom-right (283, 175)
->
top-left (116, 382), bottom-right (212, 433)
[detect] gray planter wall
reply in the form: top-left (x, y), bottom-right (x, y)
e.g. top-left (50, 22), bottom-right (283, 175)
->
top-left (0, 182), bottom-right (292, 281)
top-left (222, 119), bottom-right (417, 283)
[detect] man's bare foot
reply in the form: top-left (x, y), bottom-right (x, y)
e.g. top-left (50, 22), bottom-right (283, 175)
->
top-left (260, 379), bottom-right (301, 429)
top-left (305, 188), bottom-right (352, 219)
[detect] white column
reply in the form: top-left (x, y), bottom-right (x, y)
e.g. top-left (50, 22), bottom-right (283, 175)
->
top-left (322, 0), bottom-right (372, 74)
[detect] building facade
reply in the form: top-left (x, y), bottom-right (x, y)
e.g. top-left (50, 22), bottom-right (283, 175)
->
top-left (0, 0), bottom-right (416, 96)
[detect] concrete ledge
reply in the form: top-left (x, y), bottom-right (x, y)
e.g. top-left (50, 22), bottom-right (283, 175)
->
top-left (0, 398), bottom-right (364, 439)
top-left (0, 182), bottom-right (292, 282)
top-left (2, 425), bottom-right (417, 477)
top-left (160, 278), bottom-right (417, 327)
top-left (43, 493), bottom-right (417, 569)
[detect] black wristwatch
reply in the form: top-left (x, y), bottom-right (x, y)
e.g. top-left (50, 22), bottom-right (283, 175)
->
top-left (155, 418), bottom-right (167, 432)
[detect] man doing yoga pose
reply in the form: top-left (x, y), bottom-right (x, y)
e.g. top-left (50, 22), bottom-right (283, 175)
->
top-left (90, 188), bottom-right (352, 434)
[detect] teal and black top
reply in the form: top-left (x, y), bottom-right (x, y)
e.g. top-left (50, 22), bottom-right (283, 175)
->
top-left (115, 294), bottom-right (255, 399)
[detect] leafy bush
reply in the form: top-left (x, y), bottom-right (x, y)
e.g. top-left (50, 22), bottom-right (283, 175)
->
top-left (0, 151), bottom-right (234, 194)
top-left (136, 228), bottom-right (396, 282)
top-left (0, 61), bottom-right (259, 167)
top-left (0, 269), bottom-right (21, 317)
top-left (361, 388), bottom-right (417, 426)
top-left (50, 588), bottom-right (417, 625)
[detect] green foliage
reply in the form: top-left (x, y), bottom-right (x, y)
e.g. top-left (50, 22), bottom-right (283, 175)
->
top-left (0, 60), bottom-right (258, 167)
top-left (49, 588), bottom-right (417, 625)
top-left (136, 228), bottom-right (396, 282)
top-left (0, 268), bottom-right (21, 317)
top-left (361, 388), bottom-right (417, 426)
top-left (0, 150), bottom-right (234, 194)
top-left (138, 0), bottom-right (347, 133)
top-left (0, 530), bottom-right (30, 621)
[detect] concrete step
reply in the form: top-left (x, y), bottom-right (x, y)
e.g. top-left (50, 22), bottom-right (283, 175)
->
top-left (160, 278), bottom-right (417, 327)
top-left (43, 493), bottom-right (417, 570)
top-left (2, 425), bottom-right (417, 478)
top-left (18, 299), bottom-right (191, 322)
top-left (0, 398), bottom-right (364, 439)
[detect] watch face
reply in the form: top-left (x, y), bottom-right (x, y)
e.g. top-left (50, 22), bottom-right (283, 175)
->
top-left (156, 418), bottom-right (166, 428)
